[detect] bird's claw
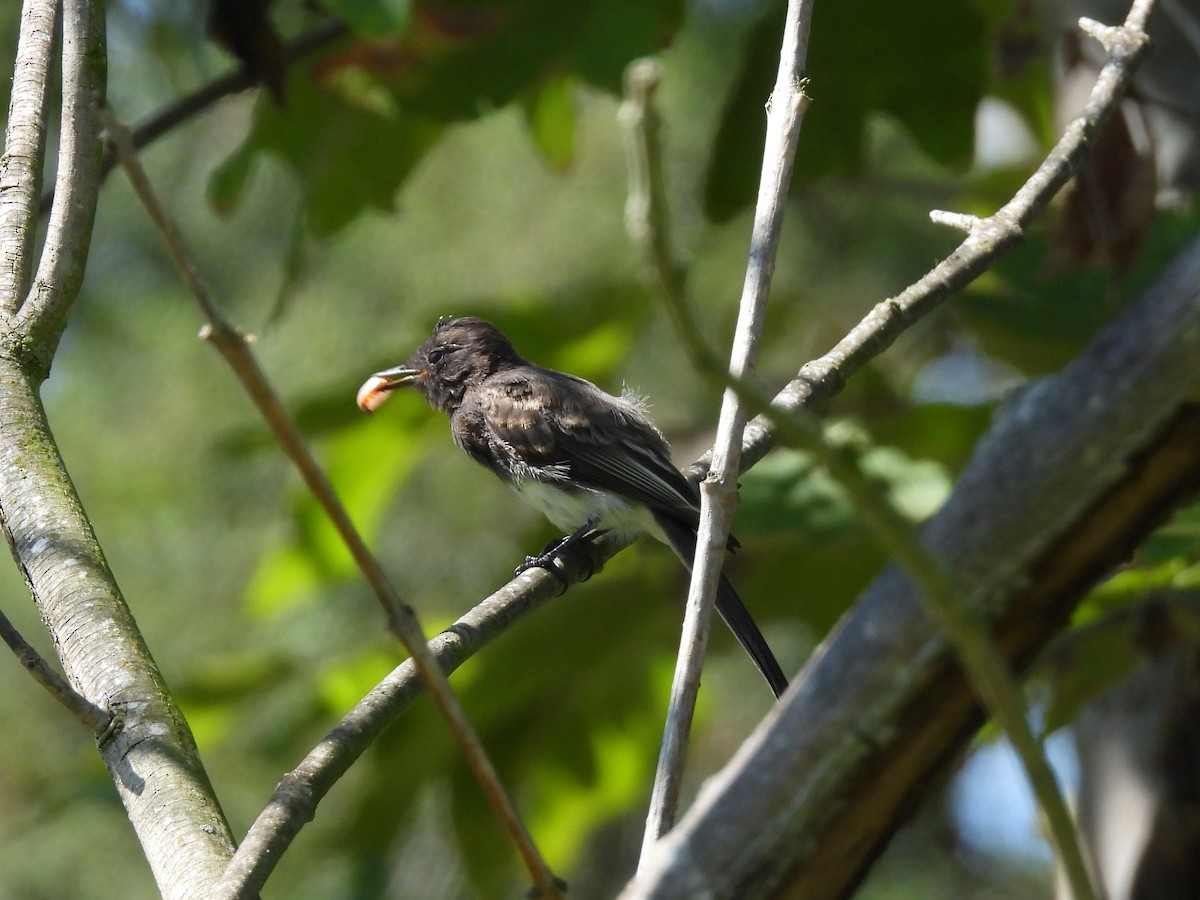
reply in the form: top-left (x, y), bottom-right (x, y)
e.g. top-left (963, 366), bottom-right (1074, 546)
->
top-left (513, 519), bottom-right (606, 594)
top-left (514, 550), bottom-right (571, 595)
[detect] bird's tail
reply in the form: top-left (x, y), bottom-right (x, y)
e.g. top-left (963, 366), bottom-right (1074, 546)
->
top-left (652, 514), bottom-right (788, 699)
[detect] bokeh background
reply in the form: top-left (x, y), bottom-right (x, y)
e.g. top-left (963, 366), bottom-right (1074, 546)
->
top-left (0, 0), bottom-right (1197, 896)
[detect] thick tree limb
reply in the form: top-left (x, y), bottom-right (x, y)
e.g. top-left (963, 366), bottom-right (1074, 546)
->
top-left (0, 2), bottom-right (241, 898)
top-left (0, 358), bottom-right (240, 900)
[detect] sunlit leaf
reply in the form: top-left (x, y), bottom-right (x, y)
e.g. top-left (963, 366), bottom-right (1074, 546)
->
top-left (244, 416), bottom-right (433, 615)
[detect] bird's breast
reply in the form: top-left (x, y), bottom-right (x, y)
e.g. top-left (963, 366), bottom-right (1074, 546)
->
top-left (511, 480), bottom-right (656, 538)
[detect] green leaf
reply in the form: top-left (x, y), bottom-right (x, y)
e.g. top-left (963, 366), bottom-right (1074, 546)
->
top-left (528, 720), bottom-right (656, 864)
top-left (1041, 619), bottom-right (1141, 735)
top-left (567, 0), bottom-right (685, 93)
top-left (244, 415), bottom-right (431, 616)
top-left (213, 73), bottom-right (443, 236)
top-left (207, 138), bottom-right (256, 215)
top-left (324, 0), bottom-right (409, 38)
top-left (522, 74), bottom-right (578, 170)
top-left (212, 0), bottom-right (687, 234)
top-left (738, 436), bottom-right (951, 536)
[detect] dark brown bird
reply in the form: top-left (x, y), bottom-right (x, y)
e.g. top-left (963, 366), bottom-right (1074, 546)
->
top-left (358, 316), bottom-right (787, 698)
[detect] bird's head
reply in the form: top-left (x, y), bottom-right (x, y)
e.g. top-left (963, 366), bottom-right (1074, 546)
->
top-left (357, 316), bottom-right (525, 414)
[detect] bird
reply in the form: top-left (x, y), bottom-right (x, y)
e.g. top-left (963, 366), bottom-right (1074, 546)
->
top-left (357, 316), bottom-right (788, 699)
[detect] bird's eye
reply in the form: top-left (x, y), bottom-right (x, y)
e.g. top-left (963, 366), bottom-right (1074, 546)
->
top-left (427, 347), bottom-right (447, 364)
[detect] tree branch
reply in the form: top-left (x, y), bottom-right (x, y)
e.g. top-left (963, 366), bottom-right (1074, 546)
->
top-left (0, 604), bottom-right (112, 733)
top-left (729, 6), bottom-right (1153, 476)
top-left (0, 3), bottom-right (243, 898)
top-left (0, 0), bottom-right (58, 315)
top-left (214, 560), bottom-right (584, 897)
top-left (16, 0), bottom-right (108, 364)
top-left (626, 0), bottom-right (815, 861)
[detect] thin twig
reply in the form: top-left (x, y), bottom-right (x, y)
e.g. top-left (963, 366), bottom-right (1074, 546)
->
top-left (0, 0), bottom-right (59, 313)
top-left (621, 60), bottom-right (704, 366)
top-left (727, 3), bottom-right (1155, 476)
top-left (625, 0), bottom-right (814, 862)
top-left (621, 57), bottom-right (717, 843)
top-left (103, 113), bottom-right (563, 900)
top-left (0, 605), bottom-right (112, 733)
top-left (215, 549), bottom-right (597, 895)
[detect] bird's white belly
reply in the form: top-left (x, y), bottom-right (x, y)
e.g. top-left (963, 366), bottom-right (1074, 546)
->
top-left (511, 480), bottom-right (657, 539)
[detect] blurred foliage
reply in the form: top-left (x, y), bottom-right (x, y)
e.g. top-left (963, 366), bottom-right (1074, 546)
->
top-left (704, 0), bottom-right (988, 220)
top-left (0, 0), bottom-right (1198, 898)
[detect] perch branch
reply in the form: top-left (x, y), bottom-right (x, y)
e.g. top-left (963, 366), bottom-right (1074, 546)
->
top-left (214, 560), bottom-right (583, 896)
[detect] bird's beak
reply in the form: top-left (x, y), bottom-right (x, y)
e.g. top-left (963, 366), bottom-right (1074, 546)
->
top-left (356, 365), bottom-right (425, 412)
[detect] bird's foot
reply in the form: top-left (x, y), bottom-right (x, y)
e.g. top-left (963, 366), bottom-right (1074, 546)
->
top-left (514, 519), bottom-right (607, 594)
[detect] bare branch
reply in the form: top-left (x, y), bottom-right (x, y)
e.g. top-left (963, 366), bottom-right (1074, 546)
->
top-left (0, 0), bottom-right (58, 314)
top-left (621, 59), bottom-right (708, 367)
top-left (103, 115), bottom-right (563, 899)
top-left (731, 0), bottom-right (1155, 476)
top-left (621, 56), bottom-right (724, 845)
top-left (0, 604), bottom-right (111, 733)
top-left (626, 0), bottom-right (815, 862)
top-left (928, 209), bottom-right (982, 233)
top-left (15, 0), bottom-right (107, 360)
top-left (214, 559), bottom-right (585, 897)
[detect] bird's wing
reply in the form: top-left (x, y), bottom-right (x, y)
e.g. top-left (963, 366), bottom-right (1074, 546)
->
top-left (481, 368), bottom-right (700, 520)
